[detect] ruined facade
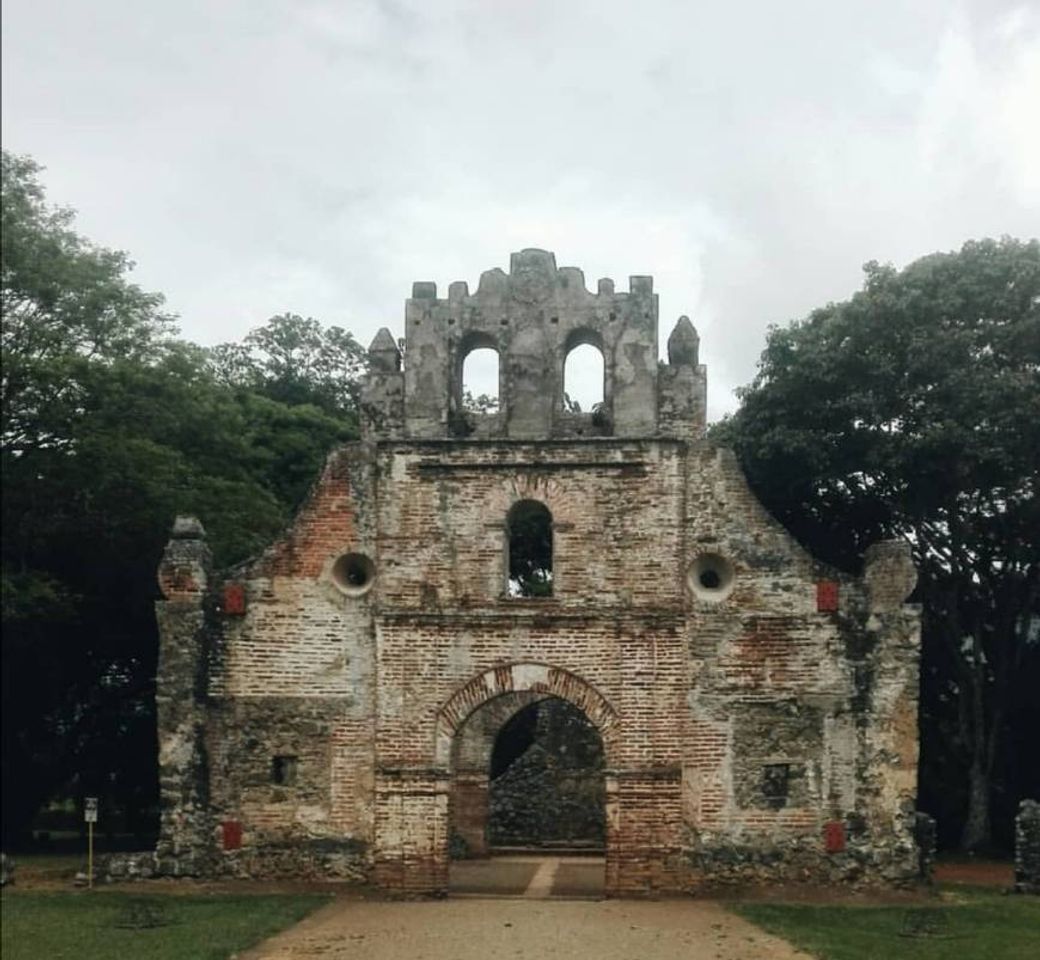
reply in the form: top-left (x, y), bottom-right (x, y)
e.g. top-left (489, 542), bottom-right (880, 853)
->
top-left (151, 249), bottom-right (922, 895)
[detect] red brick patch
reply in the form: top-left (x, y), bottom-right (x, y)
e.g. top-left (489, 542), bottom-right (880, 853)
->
top-left (824, 820), bottom-right (846, 853)
top-left (223, 583), bottom-right (246, 615)
top-left (222, 820), bottom-right (243, 850)
top-left (817, 581), bottom-right (839, 612)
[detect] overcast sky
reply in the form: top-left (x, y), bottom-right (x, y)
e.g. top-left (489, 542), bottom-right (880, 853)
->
top-left (3, 0), bottom-right (1038, 419)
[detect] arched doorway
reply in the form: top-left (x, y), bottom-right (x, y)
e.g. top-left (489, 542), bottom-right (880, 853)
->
top-left (488, 698), bottom-right (605, 852)
top-left (373, 662), bottom-right (620, 897)
top-left (435, 664), bottom-right (616, 898)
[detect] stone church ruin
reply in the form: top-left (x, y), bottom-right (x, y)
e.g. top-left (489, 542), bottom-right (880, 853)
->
top-left (151, 249), bottom-right (922, 895)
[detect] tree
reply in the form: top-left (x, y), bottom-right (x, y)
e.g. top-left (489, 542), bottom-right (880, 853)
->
top-left (209, 313), bottom-right (365, 421)
top-left (1, 153), bottom-right (361, 843)
top-left (714, 237), bottom-right (1040, 852)
top-left (2, 153), bottom-right (174, 457)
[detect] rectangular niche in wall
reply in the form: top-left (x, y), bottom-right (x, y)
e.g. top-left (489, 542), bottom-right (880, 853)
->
top-left (733, 703), bottom-right (822, 810)
top-left (271, 755), bottom-right (298, 786)
top-left (761, 763), bottom-right (791, 809)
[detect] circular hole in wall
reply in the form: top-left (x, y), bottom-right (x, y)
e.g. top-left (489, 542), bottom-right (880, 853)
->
top-left (331, 553), bottom-right (376, 596)
top-left (699, 568), bottom-right (721, 590)
top-left (688, 553), bottom-right (735, 601)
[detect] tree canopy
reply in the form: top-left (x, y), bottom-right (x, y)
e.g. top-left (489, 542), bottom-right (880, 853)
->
top-left (715, 237), bottom-right (1040, 851)
top-left (0, 152), bottom-right (361, 843)
top-left (208, 312), bottom-right (365, 420)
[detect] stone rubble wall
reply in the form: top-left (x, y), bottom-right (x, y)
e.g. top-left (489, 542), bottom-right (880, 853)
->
top-left (1015, 799), bottom-right (1040, 894)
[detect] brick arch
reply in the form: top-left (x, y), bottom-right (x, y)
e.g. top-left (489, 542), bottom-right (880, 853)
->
top-left (434, 662), bottom-right (620, 767)
top-left (486, 473), bottom-right (584, 528)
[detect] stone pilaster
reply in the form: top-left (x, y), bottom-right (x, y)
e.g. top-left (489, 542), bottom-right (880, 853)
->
top-left (1015, 799), bottom-right (1040, 894)
top-left (155, 516), bottom-right (213, 875)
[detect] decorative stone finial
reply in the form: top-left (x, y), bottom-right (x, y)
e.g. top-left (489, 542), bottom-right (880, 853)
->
top-left (171, 516), bottom-right (206, 540)
top-left (368, 328), bottom-right (402, 372)
top-left (863, 540), bottom-right (917, 611)
top-left (159, 516), bottom-right (211, 599)
top-left (667, 316), bottom-right (700, 367)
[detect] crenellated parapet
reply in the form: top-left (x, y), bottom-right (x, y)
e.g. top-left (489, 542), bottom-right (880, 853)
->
top-left (361, 248), bottom-right (707, 441)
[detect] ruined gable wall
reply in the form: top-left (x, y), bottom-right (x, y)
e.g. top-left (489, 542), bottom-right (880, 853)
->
top-left (161, 431), bottom-right (920, 890)
top-left (199, 446), bottom-right (380, 877)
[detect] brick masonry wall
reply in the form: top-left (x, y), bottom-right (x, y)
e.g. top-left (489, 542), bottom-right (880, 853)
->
top-left (148, 432), bottom-right (921, 894)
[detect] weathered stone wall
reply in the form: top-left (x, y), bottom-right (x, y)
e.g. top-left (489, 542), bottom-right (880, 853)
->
top-left (149, 250), bottom-right (922, 895)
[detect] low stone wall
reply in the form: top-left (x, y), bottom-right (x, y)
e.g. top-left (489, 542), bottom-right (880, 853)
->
top-left (1014, 799), bottom-right (1039, 894)
top-left (102, 852), bottom-right (164, 881)
top-left (103, 838), bottom-right (368, 883)
top-left (686, 821), bottom-right (918, 889)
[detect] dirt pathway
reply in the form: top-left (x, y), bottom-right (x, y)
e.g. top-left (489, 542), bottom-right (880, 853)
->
top-left (240, 897), bottom-right (812, 960)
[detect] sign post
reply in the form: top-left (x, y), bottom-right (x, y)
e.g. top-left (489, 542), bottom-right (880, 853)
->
top-left (84, 797), bottom-right (98, 889)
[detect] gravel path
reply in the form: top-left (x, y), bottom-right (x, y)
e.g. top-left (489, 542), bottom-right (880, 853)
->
top-left (240, 897), bottom-right (811, 960)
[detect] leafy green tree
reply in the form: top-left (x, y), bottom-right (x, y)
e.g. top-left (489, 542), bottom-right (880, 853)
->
top-left (2, 153), bottom-right (174, 457)
top-left (1, 152), bottom-right (360, 843)
top-left (209, 313), bottom-right (365, 421)
top-left (715, 237), bottom-right (1040, 852)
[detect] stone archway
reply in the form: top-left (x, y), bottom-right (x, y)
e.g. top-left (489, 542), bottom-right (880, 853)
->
top-left (373, 662), bottom-right (621, 896)
top-left (437, 663), bottom-right (620, 896)
top-left (434, 663), bottom-right (620, 768)
top-left (450, 691), bottom-right (549, 857)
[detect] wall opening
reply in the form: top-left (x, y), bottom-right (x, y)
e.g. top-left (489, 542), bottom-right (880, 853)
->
top-left (688, 552), bottom-right (735, 601)
top-left (331, 552), bottom-right (376, 596)
top-left (488, 698), bottom-right (606, 849)
top-left (761, 763), bottom-right (791, 810)
top-left (447, 693), bottom-right (606, 897)
top-left (563, 342), bottom-right (604, 413)
top-left (271, 755), bottom-right (298, 786)
top-left (506, 500), bottom-right (553, 597)
top-left (462, 346), bottom-right (500, 414)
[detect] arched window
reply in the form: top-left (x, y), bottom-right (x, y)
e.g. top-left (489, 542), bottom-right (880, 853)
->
top-left (563, 342), bottom-right (604, 413)
top-left (462, 346), bottom-right (500, 414)
top-left (507, 500), bottom-right (553, 597)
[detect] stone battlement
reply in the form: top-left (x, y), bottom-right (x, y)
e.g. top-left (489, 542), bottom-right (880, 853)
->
top-left (361, 248), bottom-right (706, 441)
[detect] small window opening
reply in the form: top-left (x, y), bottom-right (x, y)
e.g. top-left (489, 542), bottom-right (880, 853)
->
top-left (462, 347), bottom-right (499, 414)
top-left (507, 500), bottom-right (553, 598)
top-left (563, 343), bottom-right (604, 413)
top-left (761, 763), bottom-right (790, 809)
top-left (272, 755), bottom-right (298, 786)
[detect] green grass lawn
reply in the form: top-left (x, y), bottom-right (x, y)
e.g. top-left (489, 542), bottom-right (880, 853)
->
top-left (0, 891), bottom-right (329, 960)
top-left (732, 887), bottom-right (1040, 960)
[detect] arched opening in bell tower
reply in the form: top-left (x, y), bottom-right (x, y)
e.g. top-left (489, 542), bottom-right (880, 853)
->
top-left (563, 342), bottom-right (605, 412)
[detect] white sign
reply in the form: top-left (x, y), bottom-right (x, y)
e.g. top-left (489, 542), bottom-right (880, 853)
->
top-left (84, 797), bottom-right (98, 824)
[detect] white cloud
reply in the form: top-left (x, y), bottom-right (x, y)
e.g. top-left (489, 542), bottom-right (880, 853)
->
top-left (3, 0), bottom-right (1037, 422)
